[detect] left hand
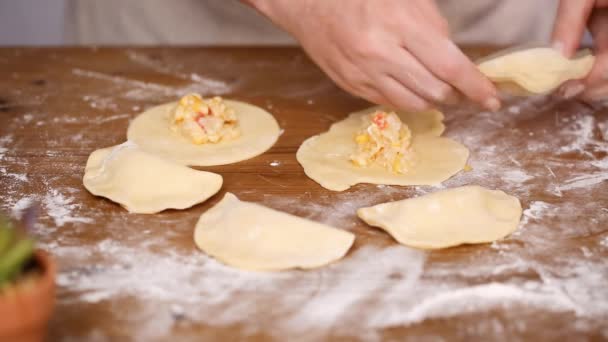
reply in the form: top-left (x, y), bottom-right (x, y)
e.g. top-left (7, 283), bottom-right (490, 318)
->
top-left (553, 0), bottom-right (608, 101)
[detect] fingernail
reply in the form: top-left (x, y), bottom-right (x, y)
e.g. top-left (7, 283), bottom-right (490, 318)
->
top-left (484, 97), bottom-right (501, 112)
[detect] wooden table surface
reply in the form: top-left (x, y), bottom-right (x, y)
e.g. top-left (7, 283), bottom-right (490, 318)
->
top-left (0, 47), bottom-right (607, 341)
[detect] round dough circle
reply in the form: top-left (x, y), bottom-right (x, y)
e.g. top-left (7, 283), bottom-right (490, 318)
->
top-left (127, 100), bottom-right (281, 166)
top-left (296, 106), bottom-right (468, 191)
top-left (357, 186), bottom-right (522, 249)
top-left (194, 193), bottom-right (355, 271)
top-left (83, 142), bottom-right (222, 214)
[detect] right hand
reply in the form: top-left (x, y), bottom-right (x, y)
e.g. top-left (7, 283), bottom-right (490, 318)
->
top-left (246, 0), bottom-right (501, 112)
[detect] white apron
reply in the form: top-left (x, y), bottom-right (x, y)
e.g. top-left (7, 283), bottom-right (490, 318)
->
top-left (65, 0), bottom-right (558, 45)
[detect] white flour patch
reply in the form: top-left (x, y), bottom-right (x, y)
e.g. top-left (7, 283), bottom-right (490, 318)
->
top-left (52, 116), bottom-right (79, 124)
top-left (559, 173), bottom-right (608, 191)
top-left (598, 119), bottom-right (608, 141)
top-left (559, 115), bottom-right (596, 154)
top-left (11, 196), bottom-right (35, 219)
top-left (0, 134), bottom-right (13, 160)
top-left (43, 189), bottom-right (94, 227)
top-left (501, 169), bottom-right (534, 184)
top-left (559, 154), bottom-right (608, 192)
top-left (82, 94), bottom-right (119, 111)
top-left (0, 167), bottom-right (28, 182)
top-left (373, 282), bottom-right (580, 328)
top-left (21, 113), bottom-right (34, 123)
top-left (74, 57), bottom-right (231, 102)
top-left (519, 201), bottom-right (559, 229)
top-left (47, 235), bottom-right (595, 341)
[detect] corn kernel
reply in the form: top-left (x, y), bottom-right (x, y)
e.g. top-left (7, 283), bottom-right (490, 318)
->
top-left (355, 134), bottom-right (369, 144)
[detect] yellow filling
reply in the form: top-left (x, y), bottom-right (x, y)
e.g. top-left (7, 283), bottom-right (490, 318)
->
top-left (350, 111), bottom-right (415, 174)
top-left (170, 93), bottom-right (240, 144)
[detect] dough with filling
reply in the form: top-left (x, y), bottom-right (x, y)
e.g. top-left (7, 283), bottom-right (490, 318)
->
top-left (194, 193), bottom-right (355, 271)
top-left (127, 100), bottom-right (280, 166)
top-left (296, 106), bottom-right (469, 191)
top-left (357, 186), bottom-right (522, 249)
top-left (478, 47), bottom-right (594, 94)
top-left (83, 142), bottom-right (222, 214)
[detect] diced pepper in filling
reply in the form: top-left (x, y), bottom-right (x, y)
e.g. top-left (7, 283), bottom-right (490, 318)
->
top-left (350, 110), bottom-right (415, 174)
top-left (170, 93), bottom-right (240, 144)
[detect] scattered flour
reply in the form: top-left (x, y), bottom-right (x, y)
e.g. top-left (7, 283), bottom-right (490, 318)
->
top-left (21, 113), bottom-right (34, 123)
top-left (559, 173), bottom-right (608, 191)
top-left (11, 196), bottom-right (35, 219)
top-left (0, 134), bottom-right (13, 160)
top-left (73, 60), bottom-right (231, 101)
top-left (43, 189), bottom-right (93, 227)
top-left (2, 67), bottom-right (607, 340)
top-left (0, 167), bottom-right (28, 182)
top-left (501, 169), bottom-right (534, 184)
top-left (559, 115), bottom-right (596, 154)
top-left (82, 95), bottom-right (119, 111)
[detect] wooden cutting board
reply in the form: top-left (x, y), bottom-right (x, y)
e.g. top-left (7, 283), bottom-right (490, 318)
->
top-left (0, 47), bottom-right (606, 341)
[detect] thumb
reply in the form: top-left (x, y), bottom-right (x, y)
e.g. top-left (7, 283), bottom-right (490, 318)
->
top-left (552, 0), bottom-right (595, 57)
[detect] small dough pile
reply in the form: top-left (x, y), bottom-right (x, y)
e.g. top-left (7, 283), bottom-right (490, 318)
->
top-left (128, 98), bottom-right (280, 166)
top-left (194, 193), bottom-right (355, 271)
top-left (350, 110), bottom-right (415, 174)
top-left (357, 185), bottom-right (522, 249)
top-left (296, 106), bottom-right (469, 191)
top-left (83, 142), bottom-right (222, 214)
top-left (478, 47), bottom-right (594, 94)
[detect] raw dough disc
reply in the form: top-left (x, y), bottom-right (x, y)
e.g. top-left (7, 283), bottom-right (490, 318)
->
top-left (83, 142), bottom-right (222, 214)
top-left (194, 193), bottom-right (355, 271)
top-left (296, 106), bottom-right (468, 191)
top-left (127, 100), bottom-right (281, 166)
top-left (357, 185), bottom-right (522, 249)
top-left (478, 47), bottom-right (594, 94)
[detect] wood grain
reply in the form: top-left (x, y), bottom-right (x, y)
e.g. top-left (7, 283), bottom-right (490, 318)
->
top-left (0, 47), bottom-right (607, 341)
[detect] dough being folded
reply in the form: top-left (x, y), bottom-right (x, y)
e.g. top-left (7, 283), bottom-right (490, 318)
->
top-left (83, 142), bottom-right (222, 214)
top-left (127, 100), bottom-right (280, 166)
top-left (478, 47), bottom-right (594, 94)
top-left (296, 106), bottom-right (469, 191)
top-left (357, 186), bottom-right (522, 249)
top-left (194, 193), bottom-right (355, 271)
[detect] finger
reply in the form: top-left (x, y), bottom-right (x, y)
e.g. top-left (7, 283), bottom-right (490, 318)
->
top-left (358, 83), bottom-right (400, 108)
top-left (557, 8), bottom-right (608, 99)
top-left (319, 53), bottom-right (396, 106)
top-left (384, 48), bottom-right (458, 105)
top-left (375, 75), bottom-right (431, 112)
top-left (589, 8), bottom-right (608, 51)
top-left (403, 29), bottom-right (500, 111)
top-left (581, 52), bottom-right (608, 100)
top-left (551, 0), bottom-right (595, 57)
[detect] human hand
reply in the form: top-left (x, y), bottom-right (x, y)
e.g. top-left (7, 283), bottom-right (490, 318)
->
top-left (245, 0), bottom-right (500, 112)
top-left (553, 0), bottom-right (608, 101)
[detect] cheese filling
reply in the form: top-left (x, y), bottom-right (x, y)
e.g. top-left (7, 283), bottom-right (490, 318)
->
top-left (350, 111), bottom-right (415, 174)
top-left (170, 94), bottom-right (240, 144)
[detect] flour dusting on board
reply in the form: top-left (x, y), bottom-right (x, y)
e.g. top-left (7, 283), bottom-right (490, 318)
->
top-left (44, 189), bottom-right (94, 227)
top-left (72, 66), bottom-right (232, 102)
top-left (3, 64), bottom-right (608, 341)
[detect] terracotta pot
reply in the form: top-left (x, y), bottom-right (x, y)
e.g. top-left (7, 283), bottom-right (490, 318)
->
top-left (0, 250), bottom-right (56, 342)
